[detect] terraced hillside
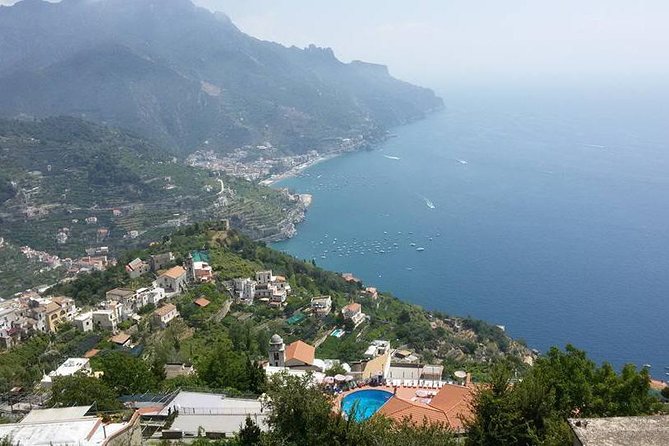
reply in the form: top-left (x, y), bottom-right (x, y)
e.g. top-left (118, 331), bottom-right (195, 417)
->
top-left (0, 118), bottom-right (303, 265)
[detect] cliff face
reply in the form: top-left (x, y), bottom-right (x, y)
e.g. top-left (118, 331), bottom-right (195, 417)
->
top-left (0, 0), bottom-right (443, 155)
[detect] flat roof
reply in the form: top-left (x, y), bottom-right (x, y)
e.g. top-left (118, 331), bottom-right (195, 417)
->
top-left (157, 391), bottom-right (263, 416)
top-left (20, 406), bottom-right (91, 424)
top-left (51, 358), bottom-right (89, 377)
top-left (569, 416), bottom-right (669, 446)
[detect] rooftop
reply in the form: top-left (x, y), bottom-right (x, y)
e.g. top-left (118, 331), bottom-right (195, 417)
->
top-left (110, 332), bottom-right (131, 345)
top-left (161, 266), bottom-right (187, 279)
top-left (569, 416), bottom-right (669, 446)
top-left (285, 340), bottom-right (315, 366)
top-left (154, 303), bottom-right (177, 317)
top-left (50, 358), bottom-right (89, 377)
top-left (193, 297), bottom-right (211, 307)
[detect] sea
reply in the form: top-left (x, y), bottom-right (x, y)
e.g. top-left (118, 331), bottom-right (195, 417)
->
top-left (272, 86), bottom-right (669, 376)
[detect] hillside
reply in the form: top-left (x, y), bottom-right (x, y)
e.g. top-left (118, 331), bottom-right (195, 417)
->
top-left (0, 0), bottom-right (443, 155)
top-left (0, 117), bottom-right (305, 281)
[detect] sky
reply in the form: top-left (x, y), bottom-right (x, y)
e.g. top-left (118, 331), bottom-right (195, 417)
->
top-left (2, 0), bottom-right (668, 89)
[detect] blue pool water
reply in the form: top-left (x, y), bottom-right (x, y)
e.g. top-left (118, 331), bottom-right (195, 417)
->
top-left (341, 389), bottom-right (393, 421)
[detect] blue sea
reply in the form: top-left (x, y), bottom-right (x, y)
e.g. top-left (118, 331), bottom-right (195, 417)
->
top-left (273, 86), bottom-right (669, 375)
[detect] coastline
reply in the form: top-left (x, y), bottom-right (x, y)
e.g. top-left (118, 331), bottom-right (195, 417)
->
top-left (259, 151), bottom-right (346, 187)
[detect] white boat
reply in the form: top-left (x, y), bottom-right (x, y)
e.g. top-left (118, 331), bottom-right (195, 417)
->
top-left (384, 155), bottom-right (401, 160)
top-left (416, 247), bottom-right (425, 252)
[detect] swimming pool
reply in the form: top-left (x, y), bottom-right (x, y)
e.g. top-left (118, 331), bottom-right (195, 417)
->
top-left (341, 389), bottom-right (393, 421)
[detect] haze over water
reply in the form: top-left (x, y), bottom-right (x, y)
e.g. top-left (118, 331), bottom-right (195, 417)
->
top-left (274, 87), bottom-right (669, 374)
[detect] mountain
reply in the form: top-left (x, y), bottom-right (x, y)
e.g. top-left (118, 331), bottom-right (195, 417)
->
top-left (0, 0), bottom-right (443, 155)
top-left (0, 117), bottom-right (306, 259)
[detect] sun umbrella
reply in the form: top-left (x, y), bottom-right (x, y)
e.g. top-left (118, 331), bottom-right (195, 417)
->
top-left (415, 389), bottom-right (429, 398)
top-left (344, 375), bottom-right (354, 382)
top-left (334, 374), bottom-right (347, 382)
top-left (324, 376), bottom-right (335, 384)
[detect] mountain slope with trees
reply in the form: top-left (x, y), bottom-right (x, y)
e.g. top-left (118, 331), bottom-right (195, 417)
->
top-left (0, 0), bottom-right (443, 154)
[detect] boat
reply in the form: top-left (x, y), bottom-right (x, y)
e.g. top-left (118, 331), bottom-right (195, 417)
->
top-left (383, 155), bottom-right (401, 160)
top-left (410, 243), bottom-right (416, 247)
top-left (416, 247), bottom-right (425, 252)
top-left (642, 364), bottom-right (651, 368)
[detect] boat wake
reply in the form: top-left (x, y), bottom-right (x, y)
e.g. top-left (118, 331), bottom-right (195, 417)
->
top-left (383, 155), bottom-right (401, 160)
top-left (418, 195), bottom-right (436, 209)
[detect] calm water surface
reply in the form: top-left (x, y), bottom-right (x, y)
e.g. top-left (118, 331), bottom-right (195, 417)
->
top-left (273, 87), bottom-right (669, 374)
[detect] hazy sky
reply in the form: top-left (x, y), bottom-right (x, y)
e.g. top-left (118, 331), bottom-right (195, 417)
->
top-left (194, 0), bottom-right (669, 89)
top-left (2, 0), bottom-right (668, 88)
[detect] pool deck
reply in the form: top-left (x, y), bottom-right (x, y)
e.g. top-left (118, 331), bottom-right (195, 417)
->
top-left (335, 385), bottom-right (436, 412)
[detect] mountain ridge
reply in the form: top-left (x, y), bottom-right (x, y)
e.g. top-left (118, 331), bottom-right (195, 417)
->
top-left (0, 0), bottom-right (443, 155)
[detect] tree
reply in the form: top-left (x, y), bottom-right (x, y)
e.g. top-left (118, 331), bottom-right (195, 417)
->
top-left (238, 416), bottom-right (262, 445)
top-left (48, 374), bottom-right (121, 412)
top-left (662, 387), bottom-right (669, 399)
top-left (98, 351), bottom-right (158, 395)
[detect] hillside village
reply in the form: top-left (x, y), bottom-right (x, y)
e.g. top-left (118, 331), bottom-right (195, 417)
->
top-left (0, 222), bottom-right (541, 443)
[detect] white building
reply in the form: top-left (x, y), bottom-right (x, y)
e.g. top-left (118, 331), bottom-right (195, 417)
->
top-left (92, 309), bottom-right (118, 332)
top-left (233, 278), bottom-right (256, 305)
top-left (40, 358), bottom-right (91, 387)
top-left (364, 340), bottom-right (391, 358)
top-left (73, 312), bottom-right (93, 332)
top-left (157, 266), bottom-right (188, 295)
top-left (136, 285), bottom-right (166, 306)
top-left (310, 296), bottom-right (332, 317)
top-left (341, 302), bottom-right (366, 328)
top-left (153, 303), bottom-right (179, 328)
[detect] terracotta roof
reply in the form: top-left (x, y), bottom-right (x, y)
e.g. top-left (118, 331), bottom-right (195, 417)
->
top-left (285, 340), bottom-right (315, 366)
top-left (377, 396), bottom-right (450, 425)
top-left (193, 297), bottom-right (210, 307)
top-left (428, 384), bottom-right (475, 431)
top-left (154, 303), bottom-right (177, 317)
top-left (161, 266), bottom-right (186, 279)
top-left (110, 332), bottom-right (131, 345)
top-left (84, 348), bottom-right (100, 358)
top-left (343, 303), bottom-right (362, 313)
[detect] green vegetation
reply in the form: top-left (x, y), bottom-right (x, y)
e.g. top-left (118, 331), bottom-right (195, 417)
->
top-left (466, 345), bottom-right (661, 445)
top-left (0, 118), bottom-right (302, 296)
top-left (48, 374), bottom-right (122, 412)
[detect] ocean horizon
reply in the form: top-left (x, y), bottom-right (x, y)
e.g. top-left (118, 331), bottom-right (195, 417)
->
top-left (272, 86), bottom-right (669, 376)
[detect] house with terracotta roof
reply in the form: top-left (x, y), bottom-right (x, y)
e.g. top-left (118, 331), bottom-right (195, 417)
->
top-left (110, 332), bottom-right (132, 347)
top-left (376, 383), bottom-right (474, 432)
top-left (363, 287), bottom-right (378, 300)
top-left (268, 337), bottom-right (326, 372)
top-left (157, 266), bottom-right (187, 295)
top-left (153, 303), bottom-right (179, 328)
top-left (125, 258), bottom-right (149, 279)
top-left (341, 302), bottom-right (366, 328)
top-left (193, 297), bottom-right (210, 308)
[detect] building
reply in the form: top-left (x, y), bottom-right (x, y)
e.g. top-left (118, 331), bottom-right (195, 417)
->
top-left (40, 357), bottom-right (91, 387)
top-left (0, 406), bottom-right (142, 445)
top-left (233, 278), bottom-right (256, 305)
top-left (192, 261), bottom-right (213, 283)
top-left (341, 273), bottom-right (361, 284)
top-left (268, 334), bottom-right (286, 367)
top-left (92, 309), bottom-right (118, 332)
top-left (310, 295), bottom-right (332, 317)
top-left (363, 287), bottom-right (378, 300)
top-left (106, 288), bottom-right (135, 304)
top-left (267, 336), bottom-right (325, 373)
top-left (150, 252), bottom-right (175, 272)
top-left (193, 297), bottom-right (210, 308)
top-left (30, 296), bottom-right (76, 333)
top-left (141, 391), bottom-right (267, 439)
top-left (568, 415), bottom-right (669, 446)
top-left (153, 303), bottom-right (179, 328)
top-left (137, 285), bottom-right (166, 306)
top-left (364, 340), bottom-right (391, 358)
top-left (341, 302), bottom-right (366, 327)
top-left (164, 363), bottom-right (196, 380)
top-left (285, 340), bottom-right (325, 372)
top-left (0, 300), bottom-right (28, 348)
top-left (110, 332), bottom-right (132, 347)
top-left (253, 270), bottom-right (290, 306)
top-left (157, 266), bottom-right (188, 295)
top-left (125, 258), bottom-right (149, 279)
top-left (375, 383), bottom-right (474, 433)
top-left (73, 312), bottom-right (93, 332)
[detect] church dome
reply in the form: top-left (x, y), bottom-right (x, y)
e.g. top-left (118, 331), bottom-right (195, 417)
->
top-left (270, 334), bottom-right (283, 344)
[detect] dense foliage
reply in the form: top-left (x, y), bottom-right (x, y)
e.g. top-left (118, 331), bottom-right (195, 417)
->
top-left (465, 345), bottom-right (661, 445)
top-left (48, 374), bottom-right (122, 412)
